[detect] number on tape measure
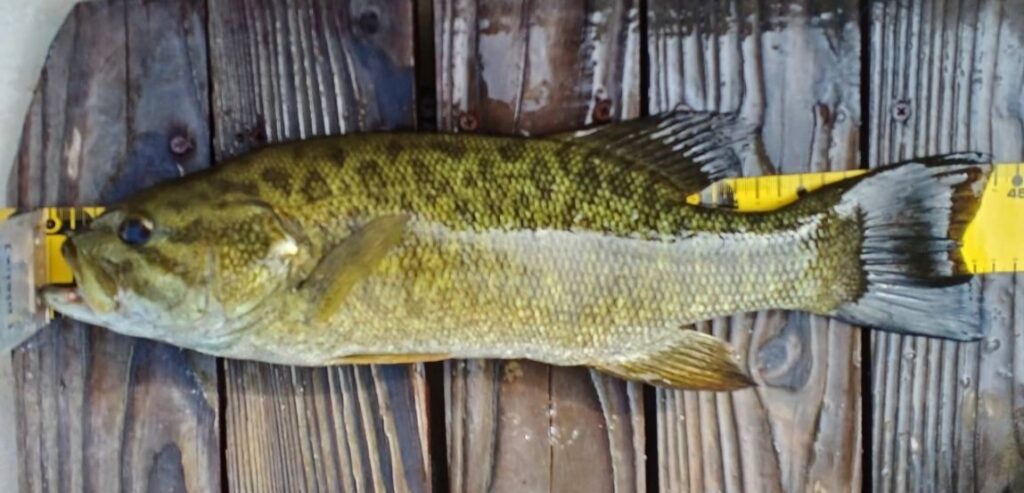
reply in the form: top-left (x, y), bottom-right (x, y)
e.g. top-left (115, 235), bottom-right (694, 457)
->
top-left (43, 207), bottom-right (103, 235)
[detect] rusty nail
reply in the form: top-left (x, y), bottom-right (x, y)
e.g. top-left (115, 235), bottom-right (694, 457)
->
top-left (458, 113), bottom-right (478, 132)
top-left (891, 100), bottom-right (911, 123)
top-left (169, 134), bottom-right (193, 156)
top-left (593, 99), bottom-right (613, 123)
top-left (357, 10), bottom-right (380, 35)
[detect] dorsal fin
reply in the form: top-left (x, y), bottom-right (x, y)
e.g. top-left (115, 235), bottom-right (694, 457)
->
top-left (549, 110), bottom-right (758, 195)
top-left (887, 151), bottom-right (993, 168)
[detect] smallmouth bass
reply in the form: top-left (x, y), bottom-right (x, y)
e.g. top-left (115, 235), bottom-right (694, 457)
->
top-left (43, 111), bottom-right (992, 390)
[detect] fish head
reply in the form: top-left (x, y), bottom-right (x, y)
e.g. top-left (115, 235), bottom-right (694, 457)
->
top-left (43, 183), bottom-right (311, 348)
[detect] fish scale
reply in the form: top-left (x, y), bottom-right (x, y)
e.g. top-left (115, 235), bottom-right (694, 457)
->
top-left (35, 111), bottom-right (995, 390)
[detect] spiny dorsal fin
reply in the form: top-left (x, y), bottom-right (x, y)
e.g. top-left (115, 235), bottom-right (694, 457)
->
top-left (549, 110), bottom-right (758, 196)
top-left (592, 327), bottom-right (755, 390)
top-left (301, 214), bottom-right (409, 326)
top-left (887, 151), bottom-right (993, 168)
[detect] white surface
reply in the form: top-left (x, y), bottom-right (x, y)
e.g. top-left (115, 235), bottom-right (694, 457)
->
top-left (0, 0), bottom-right (81, 200)
top-left (0, 0), bottom-right (82, 485)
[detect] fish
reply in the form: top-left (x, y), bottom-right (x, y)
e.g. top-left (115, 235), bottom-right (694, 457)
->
top-left (41, 110), bottom-right (992, 391)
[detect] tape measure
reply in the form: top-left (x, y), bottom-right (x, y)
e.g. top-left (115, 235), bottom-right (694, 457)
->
top-left (686, 164), bottom-right (1024, 274)
top-left (0, 206), bottom-right (104, 285)
top-left (2, 164), bottom-right (1022, 285)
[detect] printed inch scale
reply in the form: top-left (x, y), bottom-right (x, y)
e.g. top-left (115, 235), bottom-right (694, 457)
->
top-left (0, 206), bottom-right (104, 285)
top-left (689, 164), bottom-right (1023, 274)
top-left (2, 164), bottom-right (1023, 286)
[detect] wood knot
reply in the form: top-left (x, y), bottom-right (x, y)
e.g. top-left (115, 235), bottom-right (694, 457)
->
top-left (148, 443), bottom-right (186, 487)
top-left (356, 10), bottom-right (380, 35)
top-left (458, 112), bottom-right (478, 132)
top-left (753, 312), bottom-right (812, 389)
top-left (592, 99), bottom-right (613, 123)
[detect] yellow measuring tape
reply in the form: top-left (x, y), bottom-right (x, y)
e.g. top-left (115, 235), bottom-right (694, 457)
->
top-left (2, 164), bottom-right (1022, 284)
top-left (0, 207), bottom-right (104, 285)
top-left (684, 164), bottom-right (1023, 274)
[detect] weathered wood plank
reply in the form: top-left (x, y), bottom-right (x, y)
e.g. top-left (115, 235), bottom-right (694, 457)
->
top-left (870, 1), bottom-right (1024, 491)
top-left (647, 1), bottom-right (862, 491)
top-left (9, 0), bottom-right (220, 491)
top-left (208, 0), bottom-right (431, 490)
top-left (436, 1), bottom-right (645, 492)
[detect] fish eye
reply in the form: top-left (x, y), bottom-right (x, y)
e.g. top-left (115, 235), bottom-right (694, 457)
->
top-left (118, 216), bottom-right (153, 246)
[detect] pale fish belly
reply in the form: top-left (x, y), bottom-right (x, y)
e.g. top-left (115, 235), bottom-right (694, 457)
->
top-left (325, 217), bottom-right (825, 365)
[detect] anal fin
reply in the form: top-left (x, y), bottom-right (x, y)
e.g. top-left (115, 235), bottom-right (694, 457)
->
top-left (593, 328), bottom-right (754, 391)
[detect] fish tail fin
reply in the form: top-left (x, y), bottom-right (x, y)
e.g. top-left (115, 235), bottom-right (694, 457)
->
top-left (830, 152), bottom-right (993, 341)
top-left (593, 329), bottom-right (754, 390)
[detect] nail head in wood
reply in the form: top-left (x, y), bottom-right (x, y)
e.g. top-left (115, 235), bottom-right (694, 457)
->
top-left (458, 113), bottom-right (478, 132)
top-left (593, 99), bottom-right (613, 123)
top-left (169, 134), bottom-right (193, 156)
top-left (891, 100), bottom-right (911, 122)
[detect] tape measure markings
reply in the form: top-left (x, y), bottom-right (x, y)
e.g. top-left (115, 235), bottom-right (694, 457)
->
top-left (2, 164), bottom-right (1022, 283)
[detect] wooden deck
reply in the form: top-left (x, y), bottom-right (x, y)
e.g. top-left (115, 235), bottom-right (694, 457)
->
top-left (869, 1), bottom-right (1024, 491)
top-left (5, 0), bottom-right (1024, 491)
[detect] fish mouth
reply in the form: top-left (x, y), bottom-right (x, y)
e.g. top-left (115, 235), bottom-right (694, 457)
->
top-left (41, 284), bottom-right (93, 317)
top-left (42, 238), bottom-right (118, 318)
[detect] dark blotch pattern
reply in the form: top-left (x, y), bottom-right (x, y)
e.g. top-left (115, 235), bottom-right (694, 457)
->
top-left (357, 159), bottom-right (387, 192)
top-left (329, 147), bottom-right (348, 168)
top-left (302, 169), bottom-right (332, 202)
top-left (497, 141), bottom-right (526, 162)
top-left (261, 167), bottom-right (295, 196)
top-left (166, 218), bottom-right (207, 244)
top-left (290, 142), bottom-right (311, 161)
top-left (384, 138), bottom-right (405, 162)
top-left (209, 177), bottom-right (260, 197)
top-left (435, 139), bottom-right (467, 160)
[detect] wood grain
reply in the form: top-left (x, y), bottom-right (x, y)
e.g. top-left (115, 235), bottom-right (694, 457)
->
top-left (869, 1), bottom-right (1024, 491)
top-left (9, 0), bottom-right (220, 491)
top-left (647, 1), bottom-right (862, 491)
top-left (436, 1), bottom-right (646, 492)
top-left (14, 1), bottom-right (1024, 491)
top-left (207, 0), bottom-right (431, 491)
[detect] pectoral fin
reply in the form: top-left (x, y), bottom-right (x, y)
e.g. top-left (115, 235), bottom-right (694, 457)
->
top-left (302, 214), bottom-right (409, 325)
top-left (593, 328), bottom-right (754, 391)
top-left (326, 352), bottom-right (450, 365)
